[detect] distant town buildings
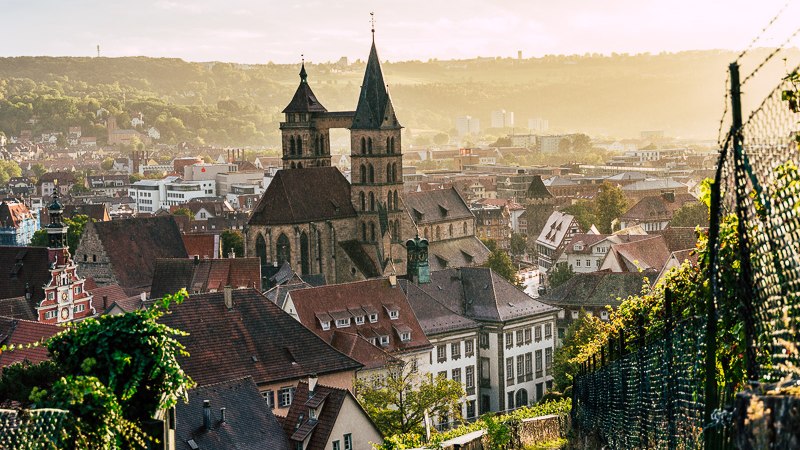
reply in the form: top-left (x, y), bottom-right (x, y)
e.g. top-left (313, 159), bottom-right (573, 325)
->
top-left (491, 110), bottom-right (515, 128)
top-left (455, 115), bottom-right (481, 136)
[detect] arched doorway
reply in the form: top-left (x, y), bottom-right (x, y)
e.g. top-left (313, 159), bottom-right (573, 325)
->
top-left (515, 389), bottom-right (528, 408)
top-left (276, 233), bottom-right (291, 267)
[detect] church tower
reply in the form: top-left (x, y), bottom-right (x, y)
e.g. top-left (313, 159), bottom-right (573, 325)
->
top-left (350, 32), bottom-right (404, 249)
top-left (280, 62), bottom-right (332, 169)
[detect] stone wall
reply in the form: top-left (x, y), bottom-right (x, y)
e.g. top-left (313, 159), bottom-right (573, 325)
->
top-left (734, 391), bottom-right (800, 450)
top-left (74, 222), bottom-right (117, 286)
top-left (432, 414), bottom-right (569, 450)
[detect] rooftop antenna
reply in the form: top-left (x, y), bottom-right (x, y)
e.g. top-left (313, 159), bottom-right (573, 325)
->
top-left (370, 12), bottom-right (375, 40)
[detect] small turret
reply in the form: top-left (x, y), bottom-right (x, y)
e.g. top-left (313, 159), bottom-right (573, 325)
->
top-left (405, 235), bottom-right (430, 284)
top-left (46, 190), bottom-right (68, 249)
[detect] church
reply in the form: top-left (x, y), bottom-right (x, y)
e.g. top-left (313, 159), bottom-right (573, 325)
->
top-left (245, 33), bottom-right (488, 284)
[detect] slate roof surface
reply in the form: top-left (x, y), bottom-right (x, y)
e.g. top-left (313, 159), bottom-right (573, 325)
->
top-left (288, 278), bottom-right (431, 363)
top-left (282, 64), bottom-right (328, 114)
top-left (404, 188), bottom-right (474, 225)
top-left (158, 288), bottom-right (361, 387)
top-left (427, 237), bottom-right (490, 271)
top-left (0, 297), bottom-right (36, 321)
top-left (0, 317), bottom-right (60, 369)
top-left (351, 41), bottom-right (400, 130)
top-left (264, 280), bottom-right (313, 309)
top-left (38, 171), bottom-right (77, 184)
top-left (621, 194), bottom-right (698, 221)
top-left (85, 216), bottom-right (188, 289)
top-left (526, 175), bottom-right (553, 199)
top-left (538, 271), bottom-right (648, 308)
top-left (282, 381), bottom-right (345, 448)
top-left (338, 240), bottom-right (382, 278)
top-left (328, 331), bottom-right (400, 370)
top-left (660, 226), bottom-right (703, 252)
top-left (411, 267), bottom-right (560, 323)
top-left (536, 211), bottom-right (578, 249)
top-left (150, 257), bottom-right (261, 299)
top-left (176, 376), bottom-right (292, 450)
top-left (400, 280), bottom-right (480, 335)
top-left (248, 167), bottom-right (357, 226)
top-left (89, 284), bottom-right (132, 310)
top-left (0, 246), bottom-right (51, 306)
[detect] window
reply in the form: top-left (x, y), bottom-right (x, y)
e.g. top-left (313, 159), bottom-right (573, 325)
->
top-left (262, 390), bottom-right (275, 409)
top-left (380, 335), bottom-right (390, 346)
top-left (48, 292), bottom-right (55, 301)
top-left (466, 400), bottom-right (476, 419)
top-left (369, 313), bottom-right (378, 323)
top-left (344, 434), bottom-right (352, 450)
top-left (437, 344), bottom-right (446, 362)
top-left (438, 371), bottom-right (447, 380)
top-left (452, 368), bottom-right (461, 384)
top-left (517, 355), bottom-right (525, 383)
top-left (44, 310), bottom-right (57, 320)
top-left (535, 350), bottom-right (543, 378)
top-left (74, 304), bottom-right (85, 313)
top-left (601, 311), bottom-right (609, 321)
top-left (451, 342), bottom-right (461, 360)
top-left (545, 323), bottom-right (553, 339)
top-left (515, 330), bottom-right (523, 347)
top-left (401, 332), bottom-right (411, 342)
top-left (333, 441), bottom-right (341, 450)
top-left (388, 310), bottom-right (399, 320)
top-left (74, 286), bottom-right (82, 294)
top-left (355, 315), bottom-right (365, 325)
top-left (466, 366), bottom-right (475, 393)
top-left (586, 259), bottom-right (590, 266)
top-left (321, 321), bottom-right (331, 331)
top-left (571, 310), bottom-right (579, 320)
top-left (545, 347), bottom-right (553, 372)
top-left (465, 339), bottom-right (474, 356)
top-left (335, 318), bottom-right (351, 328)
top-left (479, 333), bottom-right (489, 349)
top-left (507, 392), bottom-right (515, 410)
top-left (505, 332), bottom-right (513, 349)
top-left (535, 326), bottom-right (542, 342)
top-left (524, 328), bottom-right (532, 344)
top-left (506, 357), bottom-right (514, 384)
top-left (279, 387), bottom-right (295, 408)
top-left (576, 260), bottom-right (581, 267)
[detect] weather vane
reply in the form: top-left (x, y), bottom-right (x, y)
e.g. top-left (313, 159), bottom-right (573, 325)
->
top-left (370, 12), bottom-right (375, 36)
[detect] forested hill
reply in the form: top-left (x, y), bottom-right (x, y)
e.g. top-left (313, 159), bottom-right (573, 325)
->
top-left (0, 49), bottom-right (796, 146)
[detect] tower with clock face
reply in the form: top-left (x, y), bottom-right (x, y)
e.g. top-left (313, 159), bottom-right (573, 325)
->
top-left (36, 191), bottom-right (96, 324)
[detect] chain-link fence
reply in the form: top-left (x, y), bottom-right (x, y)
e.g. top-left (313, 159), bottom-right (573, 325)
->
top-left (0, 408), bottom-right (72, 450)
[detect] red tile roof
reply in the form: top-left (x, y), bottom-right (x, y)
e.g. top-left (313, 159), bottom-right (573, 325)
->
top-left (158, 288), bottom-right (361, 387)
top-left (0, 200), bottom-right (33, 228)
top-left (150, 258), bottom-right (261, 299)
top-left (287, 278), bottom-right (432, 366)
top-left (0, 317), bottom-right (60, 369)
top-left (182, 234), bottom-right (219, 259)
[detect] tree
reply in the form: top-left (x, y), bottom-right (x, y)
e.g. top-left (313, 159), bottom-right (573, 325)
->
top-left (432, 133), bottom-right (449, 146)
top-left (221, 229), bottom-right (244, 258)
top-left (356, 363), bottom-right (464, 436)
top-left (552, 310), bottom-right (605, 391)
top-left (31, 163), bottom-right (47, 180)
top-left (484, 248), bottom-right (519, 286)
top-left (563, 200), bottom-right (596, 232)
top-left (669, 201), bottom-right (710, 228)
top-left (29, 229), bottom-right (47, 247)
top-left (510, 233), bottom-right (527, 256)
top-left (65, 215), bottom-right (91, 255)
top-left (0, 160), bottom-right (21, 185)
top-left (172, 207), bottom-right (193, 219)
top-left (594, 182), bottom-right (628, 233)
top-left (548, 262), bottom-right (575, 289)
top-left (100, 158), bottom-right (114, 171)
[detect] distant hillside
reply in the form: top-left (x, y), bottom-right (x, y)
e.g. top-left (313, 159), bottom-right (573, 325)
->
top-left (0, 49), bottom-right (796, 146)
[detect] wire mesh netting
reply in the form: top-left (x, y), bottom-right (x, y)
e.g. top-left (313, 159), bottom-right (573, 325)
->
top-left (573, 317), bottom-right (707, 448)
top-left (0, 408), bottom-right (72, 450)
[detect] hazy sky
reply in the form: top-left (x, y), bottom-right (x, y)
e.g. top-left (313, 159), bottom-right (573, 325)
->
top-left (2, 0), bottom-right (798, 63)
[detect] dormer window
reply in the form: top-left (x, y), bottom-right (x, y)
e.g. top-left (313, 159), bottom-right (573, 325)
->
top-left (355, 315), bottom-right (365, 325)
top-left (401, 332), bottom-right (411, 342)
top-left (336, 318), bottom-right (351, 328)
top-left (369, 314), bottom-right (378, 323)
top-left (384, 304), bottom-right (399, 320)
top-left (321, 321), bottom-right (331, 330)
top-left (316, 312), bottom-right (333, 331)
top-left (380, 335), bottom-right (390, 346)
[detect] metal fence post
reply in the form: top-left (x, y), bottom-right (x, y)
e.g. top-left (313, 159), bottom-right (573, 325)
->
top-left (638, 314), bottom-right (647, 448)
top-left (665, 288), bottom-right (676, 450)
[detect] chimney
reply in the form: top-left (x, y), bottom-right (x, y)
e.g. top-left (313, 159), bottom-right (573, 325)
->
top-left (203, 400), bottom-right (211, 429)
top-left (220, 408), bottom-right (226, 423)
top-left (228, 249), bottom-right (235, 258)
top-left (388, 274), bottom-right (397, 287)
top-left (224, 285), bottom-right (233, 309)
top-left (194, 255), bottom-right (200, 265)
top-left (102, 295), bottom-right (108, 310)
top-left (308, 374), bottom-right (318, 396)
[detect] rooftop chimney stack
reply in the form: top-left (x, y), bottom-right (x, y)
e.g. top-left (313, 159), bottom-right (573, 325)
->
top-left (102, 295), bottom-right (108, 310)
top-left (224, 285), bottom-right (233, 309)
top-left (203, 400), bottom-right (211, 429)
top-left (220, 407), bottom-right (226, 423)
top-left (308, 374), bottom-right (318, 396)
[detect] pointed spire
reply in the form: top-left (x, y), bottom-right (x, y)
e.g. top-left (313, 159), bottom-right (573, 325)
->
top-left (370, 12), bottom-right (375, 42)
top-left (351, 32), bottom-right (401, 130)
top-left (299, 54), bottom-right (307, 83)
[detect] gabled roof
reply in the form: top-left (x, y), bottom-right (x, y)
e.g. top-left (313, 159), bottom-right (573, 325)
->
top-left (38, 171), bottom-right (77, 185)
top-left (621, 194), bottom-right (697, 221)
top-left (0, 246), bottom-right (51, 306)
top-left (150, 257), bottom-right (261, 299)
top-left (536, 211), bottom-right (579, 249)
top-left (539, 271), bottom-right (648, 308)
top-left (404, 188), bottom-right (474, 225)
top-left (351, 41), bottom-right (400, 130)
top-left (41, 204), bottom-right (110, 223)
top-left (176, 376), bottom-right (292, 450)
top-left (329, 331), bottom-right (400, 370)
top-left (248, 167), bottom-right (357, 226)
top-left (427, 237), bottom-right (490, 271)
top-left (603, 235), bottom-right (671, 272)
top-left (158, 289), bottom-right (361, 387)
top-left (0, 297), bottom-right (36, 321)
top-left (401, 280), bottom-right (480, 335)
top-left (82, 216), bottom-right (188, 289)
top-left (0, 317), bottom-right (60, 369)
top-left (410, 267), bottom-right (559, 323)
top-left (287, 278), bottom-right (431, 362)
top-left (182, 234), bottom-right (219, 259)
top-left (0, 200), bottom-right (33, 228)
top-left (525, 175), bottom-right (553, 199)
top-left (282, 63), bottom-right (328, 114)
top-left (283, 381), bottom-right (381, 449)
top-left (660, 226), bottom-right (702, 252)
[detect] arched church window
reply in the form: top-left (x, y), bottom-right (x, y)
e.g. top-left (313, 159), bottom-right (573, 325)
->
top-left (369, 192), bottom-right (375, 211)
top-left (361, 137), bottom-right (367, 155)
top-left (276, 233), bottom-right (291, 267)
top-left (463, 221), bottom-right (468, 234)
top-left (436, 226), bottom-right (441, 240)
top-left (449, 224), bottom-right (453, 237)
top-left (296, 136), bottom-right (303, 154)
top-left (370, 222), bottom-right (376, 242)
top-left (289, 136), bottom-right (296, 155)
top-left (360, 165), bottom-right (367, 183)
top-left (320, 136), bottom-right (325, 154)
top-left (392, 163), bottom-right (398, 182)
top-left (360, 192), bottom-right (366, 211)
top-left (362, 222), bottom-right (367, 241)
top-left (386, 164), bottom-right (392, 182)
top-left (391, 137), bottom-right (396, 153)
top-left (394, 191), bottom-right (399, 209)
top-left (256, 234), bottom-right (267, 267)
top-left (387, 191), bottom-right (393, 210)
top-left (368, 165), bottom-right (375, 183)
top-left (368, 138), bottom-right (373, 154)
top-left (386, 137), bottom-right (391, 154)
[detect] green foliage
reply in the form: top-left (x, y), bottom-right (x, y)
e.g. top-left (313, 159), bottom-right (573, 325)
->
top-left (0, 361), bottom-right (60, 403)
top-left (510, 233), bottom-right (527, 256)
top-left (482, 238), bottom-right (498, 252)
top-left (100, 158), bottom-right (114, 171)
top-left (0, 160), bottom-right (21, 185)
top-left (547, 262), bottom-right (575, 290)
top-left (552, 311), bottom-right (605, 391)
top-left (172, 207), bottom-right (193, 219)
top-left (221, 229), bottom-right (244, 258)
top-left (46, 289), bottom-right (194, 424)
top-left (562, 200), bottom-right (596, 233)
top-left (371, 433), bottom-right (424, 450)
top-left (484, 248), bottom-right (520, 286)
top-left (594, 182), bottom-right (628, 233)
top-left (356, 364), bottom-right (465, 436)
top-left (669, 201), bottom-right (709, 228)
top-left (30, 163), bottom-right (47, 180)
top-left (29, 229), bottom-right (48, 247)
top-left (28, 214), bottom-right (91, 253)
top-left (483, 413), bottom-right (514, 449)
